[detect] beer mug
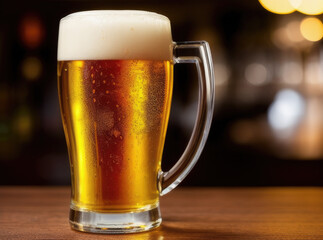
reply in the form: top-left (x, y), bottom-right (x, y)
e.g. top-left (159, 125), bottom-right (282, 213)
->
top-left (57, 10), bottom-right (215, 234)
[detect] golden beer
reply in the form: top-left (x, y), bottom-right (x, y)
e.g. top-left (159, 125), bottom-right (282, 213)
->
top-left (58, 59), bottom-right (173, 212)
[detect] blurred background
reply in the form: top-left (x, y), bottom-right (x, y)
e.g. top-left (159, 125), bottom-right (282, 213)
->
top-left (1, 0), bottom-right (323, 186)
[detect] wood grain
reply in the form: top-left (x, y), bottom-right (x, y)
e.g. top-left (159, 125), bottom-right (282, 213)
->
top-left (0, 187), bottom-right (323, 239)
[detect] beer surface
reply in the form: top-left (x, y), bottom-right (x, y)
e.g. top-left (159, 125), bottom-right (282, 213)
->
top-left (57, 11), bottom-right (173, 61)
top-left (58, 60), bottom-right (173, 212)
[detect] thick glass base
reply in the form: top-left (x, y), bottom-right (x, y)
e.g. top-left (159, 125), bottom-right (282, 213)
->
top-left (69, 204), bottom-right (162, 234)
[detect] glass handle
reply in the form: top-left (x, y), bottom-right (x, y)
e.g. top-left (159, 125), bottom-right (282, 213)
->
top-left (159, 41), bottom-right (215, 196)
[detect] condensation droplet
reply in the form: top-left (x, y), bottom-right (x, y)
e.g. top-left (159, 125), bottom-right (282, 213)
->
top-left (91, 66), bottom-right (94, 70)
top-left (93, 98), bottom-right (96, 103)
top-left (116, 104), bottom-right (119, 108)
top-left (64, 68), bottom-right (67, 72)
top-left (103, 80), bottom-right (106, 84)
top-left (92, 80), bottom-right (95, 84)
top-left (113, 159), bottom-right (120, 164)
top-left (113, 129), bottom-right (121, 138)
top-left (91, 73), bottom-right (94, 78)
top-left (92, 89), bottom-right (95, 94)
top-left (100, 72), bottom-right (103, 76)
top-left (106, 90), bottom-right (109, 94)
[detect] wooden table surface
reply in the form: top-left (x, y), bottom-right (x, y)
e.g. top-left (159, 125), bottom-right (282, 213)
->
top-left (1, 187), bottom-right (323, 239)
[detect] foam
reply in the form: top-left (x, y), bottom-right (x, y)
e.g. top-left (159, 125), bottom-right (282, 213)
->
top-left (57, 10), bottom-right (173, 61)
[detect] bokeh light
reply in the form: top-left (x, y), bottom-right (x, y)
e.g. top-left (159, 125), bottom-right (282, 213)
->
top-left (268, 89), bottom-right (305, 137)
top-left (19, 14), bottom-right (45, 49)
top-left (272, 27), bottom-right (291, 49)
top-left (285, 21), bottom-right (304, 43)
top-left (13, 106), bottom-right (33, 142)
top-left (230, 120), bottom-right (255, 144)
top-left (214, 63), bottom-right (230, 86)
top-left (305, 61), bottom-right (322, 84)
top-left (281, 61), bottom-right (303, 84)
top-left (245, 63), bottom-right (268, 85)
top-left (21, 57), bottom-right (42, 80)
top-left (258, 0), bottom-right (295, 14)
top-left (300, 17), bottom-right (323, 42)
top-left (290, 0), bottom-right (323, 15)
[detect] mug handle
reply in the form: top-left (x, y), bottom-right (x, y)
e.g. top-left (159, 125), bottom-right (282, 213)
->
top-left (158, 41), bottom-right (215, 196)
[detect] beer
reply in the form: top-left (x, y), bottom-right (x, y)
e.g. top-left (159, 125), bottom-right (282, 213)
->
top-left (57, 11), bottom-right (174, 213)
top-left (58, 59), bottom-right (173, 212)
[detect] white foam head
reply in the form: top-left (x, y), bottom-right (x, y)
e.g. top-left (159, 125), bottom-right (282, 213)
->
top-left (57, 10), bottom-right (173, 61)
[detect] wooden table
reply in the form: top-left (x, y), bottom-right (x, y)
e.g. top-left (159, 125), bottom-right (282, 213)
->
top-left (1, 187), bottom-right (323, 239)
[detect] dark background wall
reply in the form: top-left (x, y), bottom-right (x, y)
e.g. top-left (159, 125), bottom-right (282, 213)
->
top-left (0, 0), bottom-right (323, 186)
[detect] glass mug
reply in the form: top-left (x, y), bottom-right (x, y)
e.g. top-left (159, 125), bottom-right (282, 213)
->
top-left (57, 10), bottom-right (215, 234)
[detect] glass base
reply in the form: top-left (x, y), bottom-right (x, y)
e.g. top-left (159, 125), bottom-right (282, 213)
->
top-left (69, 204), bottom-right (162, 234)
